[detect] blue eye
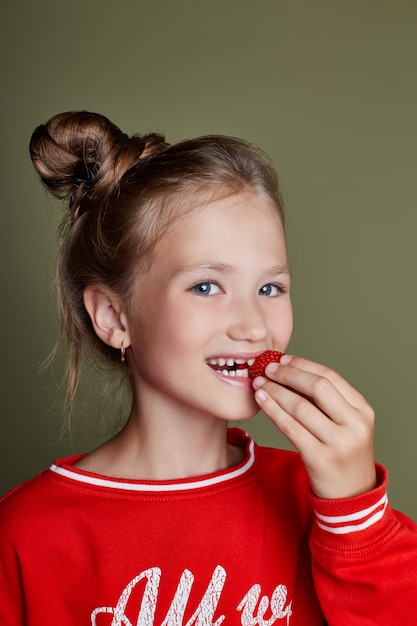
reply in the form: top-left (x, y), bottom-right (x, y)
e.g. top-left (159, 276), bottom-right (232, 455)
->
top-left (191, 282), bottom-right (221, 296)
top-left (259, 284), bottom-right (283, 297)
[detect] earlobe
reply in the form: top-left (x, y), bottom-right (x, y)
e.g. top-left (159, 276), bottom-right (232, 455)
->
top-left (83, 285), bottom-right (131, 350)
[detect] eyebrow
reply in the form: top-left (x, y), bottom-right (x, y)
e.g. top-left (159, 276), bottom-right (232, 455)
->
top-left (176, 262), bottom-right (292, 278)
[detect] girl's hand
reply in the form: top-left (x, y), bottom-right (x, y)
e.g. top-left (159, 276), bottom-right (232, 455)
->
top-left (253, 355), bottom-right (377, 499)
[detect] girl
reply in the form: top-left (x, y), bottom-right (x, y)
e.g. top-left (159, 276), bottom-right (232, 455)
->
top-left (0, 111), bottom-right (416, 625)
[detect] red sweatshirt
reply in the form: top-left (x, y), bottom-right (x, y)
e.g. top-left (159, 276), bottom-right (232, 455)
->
top-left (0, 428), bottom-right (416, 625)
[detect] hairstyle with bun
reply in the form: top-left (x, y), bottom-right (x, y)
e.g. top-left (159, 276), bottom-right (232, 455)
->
top-left (29, 111), bottom-right (284, 411)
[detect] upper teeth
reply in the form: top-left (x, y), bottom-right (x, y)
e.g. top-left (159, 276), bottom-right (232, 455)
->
top-left (207, 357), bottom-right (255, 378)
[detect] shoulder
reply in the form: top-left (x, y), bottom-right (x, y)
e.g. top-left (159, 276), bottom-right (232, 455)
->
top-left (238, 429), bottom-right (312, 514)
top-left (0, 476), bottom-right (43, 552)
top-left (256, 440), bottom-right (308, 484)
top-left (251, 440), bottom-right (314, 530)
top-left (0, 470), bottom-right (52, 524)
top-left (0, 458), bottom-right (81, 545)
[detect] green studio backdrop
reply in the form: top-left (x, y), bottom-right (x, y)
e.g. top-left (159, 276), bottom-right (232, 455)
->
top-left (1, 0), bottom-right (416, 520)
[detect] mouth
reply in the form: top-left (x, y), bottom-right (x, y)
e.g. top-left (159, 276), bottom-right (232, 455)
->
top-left (206, 357), bottom-right (256, 378)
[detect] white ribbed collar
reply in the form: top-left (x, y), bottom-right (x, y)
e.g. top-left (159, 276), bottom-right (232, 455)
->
top-left (49, 438), bottom-right (255, 493)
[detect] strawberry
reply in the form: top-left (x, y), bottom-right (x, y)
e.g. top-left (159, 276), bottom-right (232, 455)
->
top-left (248, 350), bottom-right (285, 379)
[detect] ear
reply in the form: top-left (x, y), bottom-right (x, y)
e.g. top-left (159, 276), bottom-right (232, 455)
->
top-left (83, 285), bottom-right (131, 350)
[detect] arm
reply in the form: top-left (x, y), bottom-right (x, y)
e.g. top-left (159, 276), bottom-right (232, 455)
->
top-left (310, 465), bottom-right (417, 625)
top-left (253, 355), bottom-right (417, 624)
top-left (0, 524), bottom-right (25, 625)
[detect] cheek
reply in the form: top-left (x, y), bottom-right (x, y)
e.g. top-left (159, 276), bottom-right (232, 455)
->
top-left (158, 305), bottom-right (213, 353)
top-left (272, 304), bottom-right (293, 351)
top-left (282, 323), bottom-right (293, 351)
top-left (133, 299), bottom-right (203, 353)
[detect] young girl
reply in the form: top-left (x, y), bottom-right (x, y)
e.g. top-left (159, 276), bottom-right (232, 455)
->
top-left (0, 111), bottom-right (416, 625)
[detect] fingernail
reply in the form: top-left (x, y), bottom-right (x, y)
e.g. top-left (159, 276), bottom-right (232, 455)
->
top-left (255, 389), bottom-right (268, 402)
top-left (252, 376), bottom-right (267, 389)
top-left (265, 362), bottom-right (279, 375)
top-left (280, 354), bottom-right (293, 365)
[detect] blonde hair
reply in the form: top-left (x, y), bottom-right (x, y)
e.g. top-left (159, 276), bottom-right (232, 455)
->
top-left (30, 111), bottom-right (284, 408)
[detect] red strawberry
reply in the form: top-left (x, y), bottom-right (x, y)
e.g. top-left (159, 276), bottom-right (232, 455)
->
top-left (248, 350), bottom-right (285, 379)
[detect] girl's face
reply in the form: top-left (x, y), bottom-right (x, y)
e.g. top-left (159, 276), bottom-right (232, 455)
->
top-left (126, 190), bottom-right (293, 423)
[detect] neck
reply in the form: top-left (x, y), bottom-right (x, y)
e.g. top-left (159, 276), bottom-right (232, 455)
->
top-left (76, 397), bottom-right (244, 481)
top-left (126, 413), bottom-right (233, 478)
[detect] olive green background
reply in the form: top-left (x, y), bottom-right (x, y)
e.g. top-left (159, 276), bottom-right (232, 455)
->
top-left (1, 1), bottom-right (416, 520)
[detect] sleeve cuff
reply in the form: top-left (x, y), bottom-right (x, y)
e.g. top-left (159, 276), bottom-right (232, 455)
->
top-left (310, 464), bottom-right (398, 551)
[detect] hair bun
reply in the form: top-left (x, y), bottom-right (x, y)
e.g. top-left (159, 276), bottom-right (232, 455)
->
top-left (29, 111), bottom-right (167, 218)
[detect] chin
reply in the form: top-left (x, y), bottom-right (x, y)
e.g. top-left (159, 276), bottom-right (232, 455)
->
top-left (218, 405), bottom-right (261, 423)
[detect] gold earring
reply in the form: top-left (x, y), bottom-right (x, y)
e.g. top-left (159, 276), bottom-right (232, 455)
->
top-left (121, 342), bottom-right (126, 363)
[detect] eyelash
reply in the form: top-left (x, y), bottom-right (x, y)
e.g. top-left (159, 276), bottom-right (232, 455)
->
top-left (190, 281), bottom-right (222, 296)
top-left (190, 281), bottom-right (286, 297)
top-left (259, 283), bottom-right (286, 297)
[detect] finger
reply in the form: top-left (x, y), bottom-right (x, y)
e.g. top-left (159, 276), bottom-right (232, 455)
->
top-left (268, 356), bottom-right (369, 410)
top-left (254, 386), bottom-right (326, 452)
top-left (265, 359), bottom-right (373, 427)
top-left (257, 380), bottom-right (337, 443)
top-left (264, 364), bottom-right (354, 426)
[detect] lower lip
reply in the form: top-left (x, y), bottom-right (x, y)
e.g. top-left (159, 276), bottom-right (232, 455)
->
top-left (210, 368), bottom-right (253, 389)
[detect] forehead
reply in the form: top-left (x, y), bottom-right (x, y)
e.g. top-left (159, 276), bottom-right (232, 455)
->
top-left (153, 190), bottom-right (286, 266)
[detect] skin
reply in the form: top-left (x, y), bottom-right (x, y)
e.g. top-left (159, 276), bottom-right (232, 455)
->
top-left (81, 189), bottom-right (376, 499)
top-left (253, 358), bottom-right (376, 498)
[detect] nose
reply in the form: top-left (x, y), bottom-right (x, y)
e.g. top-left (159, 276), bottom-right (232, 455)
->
top-left (226, 296), bottom-right (268, 343)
